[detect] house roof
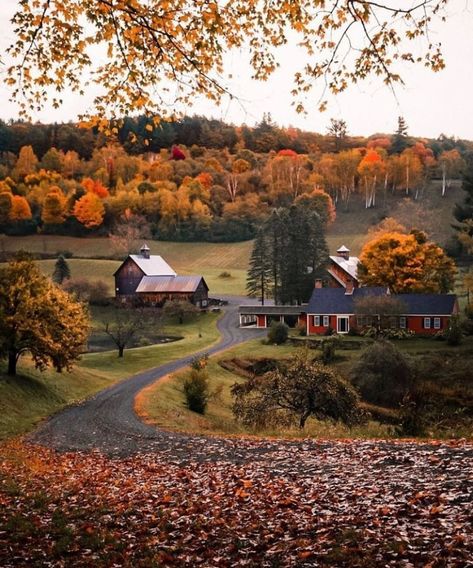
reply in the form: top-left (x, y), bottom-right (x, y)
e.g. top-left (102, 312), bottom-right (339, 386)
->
top-left (395, 294), bottom-right (458, 315)
top-left (128, 255), bottom-right (177, 277)
top-left (136, 275), bottom-right (206, 294)
top-left (306, 287), bottom-right (387, 314)
top-left (329, 255), bottom-right (359, 281)
top-left (239, 305), bottom-right (305, 316)
top-left (306, 287), bottom-right (458, 316)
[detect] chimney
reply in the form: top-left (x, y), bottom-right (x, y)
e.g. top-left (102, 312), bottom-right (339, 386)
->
top-left (337, 245), bottom-right (350, 261)
top-left (345, 279), bottom-right (354, 295)
top-left (314, 279), bottom-right (323, 289)
top-left (140, 243), bottom-right (150, 259)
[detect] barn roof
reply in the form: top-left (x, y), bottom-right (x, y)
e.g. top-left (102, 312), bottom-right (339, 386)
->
top-left (128, 255), bottom-right (177, 277)
top-left (306, 287), bottom-right (458, 315)
top-left (329, 255), bottom-right (359, 281)
top-left (136, 275), bottom-right (207, 294)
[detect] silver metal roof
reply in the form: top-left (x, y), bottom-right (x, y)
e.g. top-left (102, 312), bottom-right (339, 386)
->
top-left (129, 254), bottom-right (177, 277)
top-left (136, 275), bottom-right (205, 293)
top-left (329, 255), bottom-right (359, 280)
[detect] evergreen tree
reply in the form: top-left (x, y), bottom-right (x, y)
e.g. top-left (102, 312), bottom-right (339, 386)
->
top-left (246, 229), bottom-right (273, 305)
top-left (453, 152), bottom-right (473, 254)
top-left (250, 205), bottom-right (329, 306)
top-left (391, 116), bottom-right (410, 154)
top-left (52, 255), bottom-right (71, 284)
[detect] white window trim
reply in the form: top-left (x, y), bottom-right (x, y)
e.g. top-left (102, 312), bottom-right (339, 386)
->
top-left (314, 315), bottom-right (320, 326)
top-left (434, 317), bottom-right (441, 330)
top-left (323, 315), bottom-right (330, 327)
top-left (424, 317), bottom-right (431, 329)
top-left (400, 316), bottom-right (407, 329)
top-left (337, 316), bottom-right (350, 334)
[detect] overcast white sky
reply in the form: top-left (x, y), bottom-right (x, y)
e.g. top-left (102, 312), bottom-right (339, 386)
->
top-left (1, 0), bottom-right (473, 139)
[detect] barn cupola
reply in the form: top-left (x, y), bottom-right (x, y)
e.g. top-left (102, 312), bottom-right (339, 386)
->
top-left (336, 245), bottom-right (350, 260)
top-left (140, 243), bottom-right (150, 259)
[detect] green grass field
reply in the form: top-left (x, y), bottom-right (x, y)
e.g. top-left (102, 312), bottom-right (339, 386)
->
top-left (0, 311), bottom-right (221, 440)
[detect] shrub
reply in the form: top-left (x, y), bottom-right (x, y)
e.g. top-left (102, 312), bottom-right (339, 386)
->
top-left (63, 278), bottom-right (110, 305)
top-left (321, 339), bottom-right (336, 364)
top-left (218, 271), bottom-right (232, 279)
top-left (296, 321), bottom-right (307, 336)
top-left (351, 340), bottom-right (414, 406)
top-left (397, 393), bottom-right (426, 437)
top-left (323, 326), bottom-right (335, 336)
top-left (183, 368), bottom-right (209, 414)
top-left (267, 322), bottom-right (289, 345)
top-left (445, 316), bottom-right (463, 346)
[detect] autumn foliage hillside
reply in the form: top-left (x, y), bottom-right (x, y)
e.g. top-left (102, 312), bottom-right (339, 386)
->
top-left (0, 116), bottom-right (468, 246)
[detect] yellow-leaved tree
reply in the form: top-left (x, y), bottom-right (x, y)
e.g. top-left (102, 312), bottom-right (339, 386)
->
top-left (7, 1), bottom-right (447, 124)
top-left (0, 257), bottom-right (89, 376)
top-left (358, 230), bottom-right (456, 294)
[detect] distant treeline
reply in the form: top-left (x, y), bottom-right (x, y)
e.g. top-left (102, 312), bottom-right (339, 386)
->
top-left (1, 114), bottom-right (471, 161)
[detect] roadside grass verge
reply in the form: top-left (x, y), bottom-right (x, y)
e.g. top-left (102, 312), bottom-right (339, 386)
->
top-left (0, 312), bottom-right (221, 440)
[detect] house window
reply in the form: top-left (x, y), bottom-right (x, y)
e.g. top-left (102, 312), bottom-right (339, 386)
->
top-left (434, 317), bottom-right (441, 330)
top-left (424, 317), bottom-right (431, 329)
top-left (323, 315), bottom-right (330, 327)
top-left (400, 317), bottom-right (407, 329)
top-left (313, 315), bottom-right (320, 326)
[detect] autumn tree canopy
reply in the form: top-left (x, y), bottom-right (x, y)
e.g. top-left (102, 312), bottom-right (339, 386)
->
top-left (0, 257), bottom-right (89, 376)
top-left (7, 1), bottom-right (447, 125)
top-left (358, 230), bottom-right (456, 293)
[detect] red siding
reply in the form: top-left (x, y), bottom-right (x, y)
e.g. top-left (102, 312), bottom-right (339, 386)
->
top-left (307, 315), bottom-right (338, 335)
top-left (407, 315), bottom-right (450, 334)
top-left (327, 261), bottom-right (359, 288)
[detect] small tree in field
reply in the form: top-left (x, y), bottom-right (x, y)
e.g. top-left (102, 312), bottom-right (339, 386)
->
top-left (52, 254), bottom-right (71, 284)
top-left (163, 299), bottom-right (199, 324)
top-left (103, 307), bottom-right (161, 357)
top-left (232, 353), bottom-right (363, 429)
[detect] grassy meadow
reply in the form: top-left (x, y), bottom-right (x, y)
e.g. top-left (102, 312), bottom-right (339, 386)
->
top-left (137, 334), bottom-right (473, 440)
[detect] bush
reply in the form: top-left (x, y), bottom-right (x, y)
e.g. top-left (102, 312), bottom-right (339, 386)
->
top-left (351, 340), bottom-right (415, 406)
top-left (445, 316), bottom-right (463, 346)
top-left (218, 271), bottom-right (232, 279)
top-left (296, 321), bottom-right (307, 336)
top-left (183, 368), bottom-right (210, 414)
top-left (267, 322), bottom-right (289, 345)
top-left (321, 339), bottom-right (336, 364)
top-left (63, 278), bottom-right (110, 305)
top-left (397, 393), bottom-right (426, 437)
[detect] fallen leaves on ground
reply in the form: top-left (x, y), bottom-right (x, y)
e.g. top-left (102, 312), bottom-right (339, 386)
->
top-left (1, 439), bottom-right (472, 566)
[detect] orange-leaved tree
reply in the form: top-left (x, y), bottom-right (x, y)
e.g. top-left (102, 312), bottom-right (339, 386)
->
top-left (10, 195), bottom-right (32, 221)
top-left (81, 177), bottom-right (109, 198)
top-left (358, 230), bottom-right (456, 293)
top-left (73, 193), bottom-right (105, 229)
top-left (357, 149), bottom-right (386, 209)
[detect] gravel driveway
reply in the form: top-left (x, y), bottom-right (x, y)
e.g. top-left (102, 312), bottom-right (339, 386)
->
top-left (30, 296), bottom-right (267, 457)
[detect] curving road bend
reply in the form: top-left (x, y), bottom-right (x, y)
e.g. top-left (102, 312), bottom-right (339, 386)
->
top-left (30, 296), bottom-right (270, 460)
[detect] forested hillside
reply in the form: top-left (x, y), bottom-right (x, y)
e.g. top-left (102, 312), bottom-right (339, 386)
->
top-left (0, 115), bottom-right (469, 244)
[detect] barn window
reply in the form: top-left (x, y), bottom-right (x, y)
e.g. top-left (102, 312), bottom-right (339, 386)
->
top-left (424, 317), bottom-right (431, 329)
top-left (434, 317), bottom-right (441, 329)
top-left (323, 315), bottom-right (329, 327)
top-left (313, 315), bottom-right (320, 326)
top-left (400, 317), bottom-right (407, 329)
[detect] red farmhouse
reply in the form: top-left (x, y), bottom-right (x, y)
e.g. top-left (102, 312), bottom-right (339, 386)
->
top-left (239, 245), bottom-right (459, 335)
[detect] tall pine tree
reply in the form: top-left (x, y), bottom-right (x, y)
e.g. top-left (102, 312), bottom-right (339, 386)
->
top-left (246, 229), bottom-right (273, 305)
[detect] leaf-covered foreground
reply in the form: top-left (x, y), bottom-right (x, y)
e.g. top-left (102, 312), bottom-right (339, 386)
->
top-left (1, 439), bottom-right (472, 567)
